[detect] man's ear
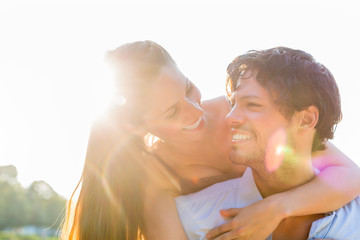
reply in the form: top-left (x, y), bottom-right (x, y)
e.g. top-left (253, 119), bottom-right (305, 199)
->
top-left (299, 105), bottom-right (319, 129)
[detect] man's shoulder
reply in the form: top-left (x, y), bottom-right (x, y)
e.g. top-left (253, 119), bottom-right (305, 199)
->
top-left (308, 196), bottom-right (360, 239)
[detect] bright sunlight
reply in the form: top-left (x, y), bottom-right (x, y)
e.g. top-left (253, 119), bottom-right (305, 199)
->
top-left (1, 0), bottom-right (359, 201)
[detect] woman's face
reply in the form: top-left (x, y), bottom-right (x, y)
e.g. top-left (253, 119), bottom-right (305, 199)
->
top-left (140, 66), bottom-right (208, 144)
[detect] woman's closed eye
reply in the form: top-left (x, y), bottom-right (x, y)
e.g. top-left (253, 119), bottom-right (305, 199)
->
top-left (165, 106), bottom-right (179, 119)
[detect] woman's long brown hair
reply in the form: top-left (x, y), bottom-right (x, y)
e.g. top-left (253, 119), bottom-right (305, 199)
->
top-left (61, 41), bottom-right (176, 240)
top-left (62, 118), bottom-right (146, 240)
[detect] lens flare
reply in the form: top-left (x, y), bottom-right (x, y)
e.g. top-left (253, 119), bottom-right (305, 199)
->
top-left (89, 62), bottom-right (117, 119)
top-left (113, 95), bottom-right (126, 106)
top-left (276, 145), bottom-right (283, 155)
top-left (265, 128), bottom-right (287, 172)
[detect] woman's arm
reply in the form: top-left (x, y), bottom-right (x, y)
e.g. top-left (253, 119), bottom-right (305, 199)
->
top-left (144, 184), bottom-right (188, 240)
top-left (206, 142), bottom-right (360, 240)
top-left (280, 141), bottom-right (360, 216)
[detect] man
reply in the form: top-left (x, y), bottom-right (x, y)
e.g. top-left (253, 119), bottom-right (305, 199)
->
top-left (206, 47), bottom-right (360, 239)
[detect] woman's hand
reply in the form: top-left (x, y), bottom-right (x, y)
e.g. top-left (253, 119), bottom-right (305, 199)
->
top-left (206, 196), bottom-right (285, 240)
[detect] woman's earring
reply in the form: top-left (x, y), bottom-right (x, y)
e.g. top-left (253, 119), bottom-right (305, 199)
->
top-left (144, 132), bottom-right (162, 150)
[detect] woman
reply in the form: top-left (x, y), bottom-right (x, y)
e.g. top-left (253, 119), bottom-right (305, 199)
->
top-left (62, 41), bottom-right (360, 240)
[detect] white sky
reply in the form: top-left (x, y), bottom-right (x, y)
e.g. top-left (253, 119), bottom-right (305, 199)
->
top-left (1, 0), bottom-right (359, 198)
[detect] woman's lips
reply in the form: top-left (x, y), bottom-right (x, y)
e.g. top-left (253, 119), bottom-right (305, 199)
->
top-left (183, 116), bottom-right (204, 131)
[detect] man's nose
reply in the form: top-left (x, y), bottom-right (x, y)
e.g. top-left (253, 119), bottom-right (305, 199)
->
top-left (226, 106), bottom-right (246, 126)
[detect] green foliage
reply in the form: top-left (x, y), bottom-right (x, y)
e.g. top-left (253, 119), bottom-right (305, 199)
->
top-left (0, 165), bottom-right (18, 183)
top-left (0, 165), bottom-right (66, 233)
top-left (0, 232), bottom-right (56, 240)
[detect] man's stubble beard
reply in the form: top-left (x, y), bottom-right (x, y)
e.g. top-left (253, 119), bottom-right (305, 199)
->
top-left (229, 146), bottom-right (266, 171)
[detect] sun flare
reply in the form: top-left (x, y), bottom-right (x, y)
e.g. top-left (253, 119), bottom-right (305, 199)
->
top-left (88, 63), bottom-right (117, 120)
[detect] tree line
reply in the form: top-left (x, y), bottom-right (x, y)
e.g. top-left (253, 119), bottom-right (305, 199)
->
top-left (0, 165), bottom-right (66, 232)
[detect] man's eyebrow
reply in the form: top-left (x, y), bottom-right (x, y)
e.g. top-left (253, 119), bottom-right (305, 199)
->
top-left (238, 95), bottom-right (263, 100)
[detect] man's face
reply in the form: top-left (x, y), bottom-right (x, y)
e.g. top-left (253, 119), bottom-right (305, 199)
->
top-left (226, 74), bottom-right (294, 169)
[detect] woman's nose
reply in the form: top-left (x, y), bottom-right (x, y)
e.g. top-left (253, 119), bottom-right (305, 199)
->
top-left (183, 99), bottom-right (203, 122)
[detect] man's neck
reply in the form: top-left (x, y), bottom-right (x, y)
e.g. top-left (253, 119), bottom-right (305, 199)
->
top-left (251, 154), bottom-right (315, 198)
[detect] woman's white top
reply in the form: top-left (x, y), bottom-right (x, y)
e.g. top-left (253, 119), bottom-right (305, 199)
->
top-left (175, 168), bottom-right (265, 240)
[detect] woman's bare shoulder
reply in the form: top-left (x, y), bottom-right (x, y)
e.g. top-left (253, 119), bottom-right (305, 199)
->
top-left (144, 183), bottom-right (188, 240)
